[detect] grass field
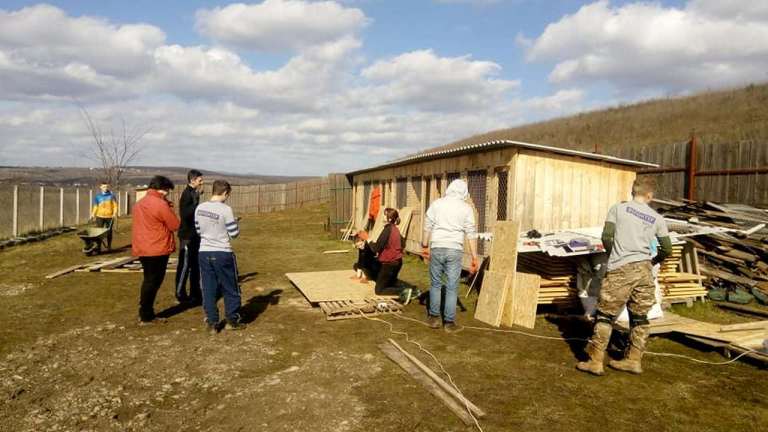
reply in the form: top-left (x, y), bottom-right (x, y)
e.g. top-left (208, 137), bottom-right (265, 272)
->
top-left (1, 204), bottom-right (766, 432)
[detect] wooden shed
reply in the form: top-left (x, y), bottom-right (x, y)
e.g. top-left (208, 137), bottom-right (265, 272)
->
top-left (346, 140), bottom-right (657, 260)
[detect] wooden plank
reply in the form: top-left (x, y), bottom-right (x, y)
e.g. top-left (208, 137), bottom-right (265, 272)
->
top-left (379, 343), bottom-right (475, 426)
top-left (488, 220), bottom-right (520, 272)
top-left (45, 264), bottom-right (87, 279)
top-left (101, 256), bottom-right (138, 270)
top-left (388, 339), bottom-right (485, 418)
top-left (719, 321), bottom-right (768, 332)
top-left (501, 272), bottom-right (541, 329)
top-left (474, 271), bottom-right (510, 327)
top-left (286, 270), bottom-right (398, 303)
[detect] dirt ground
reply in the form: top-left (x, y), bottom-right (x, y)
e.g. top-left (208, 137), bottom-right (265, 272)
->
top-left (1, 204), bottom-right (766, 432)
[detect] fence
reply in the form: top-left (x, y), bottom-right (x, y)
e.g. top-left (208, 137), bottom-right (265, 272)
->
top-left (327, 173), bottom-right (353, 239)
top-left (611, 138), bottom-right (768, 206)
top-left (1, 178), bottom-right (329, 240)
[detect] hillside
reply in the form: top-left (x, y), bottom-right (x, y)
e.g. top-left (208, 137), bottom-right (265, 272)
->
top-left (0, 166), bottom-right (315, 187)
top-left (420, 83), bottom-right (768, 158)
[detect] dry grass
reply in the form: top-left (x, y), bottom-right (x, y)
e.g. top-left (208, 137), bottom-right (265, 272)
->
top-left (422, 83), bottom-right (768, 156)
top-left (1, 204), bottom-right (767, 431)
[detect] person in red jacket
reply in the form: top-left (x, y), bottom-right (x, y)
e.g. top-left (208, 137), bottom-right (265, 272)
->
top-left (368, 208), bottom-right (403, 294)
top-left (132, 176), bottom-right (180, 324)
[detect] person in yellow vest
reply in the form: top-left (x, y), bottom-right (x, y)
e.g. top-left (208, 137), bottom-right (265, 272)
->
top-left (91, 181), bottom-right (118, 250)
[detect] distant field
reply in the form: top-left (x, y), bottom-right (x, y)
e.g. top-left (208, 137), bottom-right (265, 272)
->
top-left (0, 165), bottom-right (316, 187)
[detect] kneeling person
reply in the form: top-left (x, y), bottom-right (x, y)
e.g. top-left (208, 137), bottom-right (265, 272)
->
top-left (195, 180), bottom-right (244, 333)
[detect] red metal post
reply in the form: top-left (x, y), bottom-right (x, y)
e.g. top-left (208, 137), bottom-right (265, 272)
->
top-left (685, 134), bottom-right (698, 201)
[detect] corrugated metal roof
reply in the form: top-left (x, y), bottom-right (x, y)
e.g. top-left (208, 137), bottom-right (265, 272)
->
top-left (347, 139), bottom-right (658, 177)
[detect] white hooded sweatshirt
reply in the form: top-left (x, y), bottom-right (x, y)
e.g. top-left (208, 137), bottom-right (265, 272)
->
top-left (424, 179), bottom-right (477, 251)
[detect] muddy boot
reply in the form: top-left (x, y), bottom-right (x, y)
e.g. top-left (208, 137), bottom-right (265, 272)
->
top-left (608, 346), bottom-right (644, 374)
top-left (576, 321), bottom-right (612, 376)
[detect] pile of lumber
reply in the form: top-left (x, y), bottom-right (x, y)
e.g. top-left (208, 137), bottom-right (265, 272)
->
top-left (516, 252), bottom-right (577, 306)
top-left (656, 244), bottom-right (708, 302)
top-left (654, 200), bottom-right (768, 303)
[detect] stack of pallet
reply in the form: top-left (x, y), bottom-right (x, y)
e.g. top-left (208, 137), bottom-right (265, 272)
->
top-left (657, 244), bottom-right (708, 302)
top-left (318, 297), bottom-right (402, 321)
top-left (516, 252), bottom-right (577, 306)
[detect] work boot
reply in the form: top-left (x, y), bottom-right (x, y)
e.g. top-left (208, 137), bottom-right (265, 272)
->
top-left (576, 321), bottom-right (612, 376)
top-left (608, 346), bottom-right (644, 374)
top-left (444, 322), bottom-right (463, 334)
top-left (609, 323), bottom-right (649, 374)
top-left (426, 315), bottom-right (442, 329)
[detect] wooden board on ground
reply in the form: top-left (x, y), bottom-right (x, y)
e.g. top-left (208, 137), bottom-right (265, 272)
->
top-left (474, 270), bottom-right (510, 327)
top-left (286, 270), bottom-right (398, 303)
top-left (379, 342), bottom-right (475, 426)
top-left (488, 221), bottom-right (520, 272)
top-left (45, 264), bottom-right (87, 279)
top-left (501, 272), bottom-right (541, 329)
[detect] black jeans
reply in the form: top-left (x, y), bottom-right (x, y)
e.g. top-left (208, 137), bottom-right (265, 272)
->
top-left (95, 217), bottom-right (113, 249)
top-left (139, 255), bottom-right (170, 322)
top-left (354, 245), bottom-right (379, 280)
top-left (375, 260), bottom-right (402, 294)
top-left (175, 236), bottom-right (201, 302)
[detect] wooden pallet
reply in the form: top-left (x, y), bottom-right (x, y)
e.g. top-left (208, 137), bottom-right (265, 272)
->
top-left (318, 297), bottom-right (403, 321)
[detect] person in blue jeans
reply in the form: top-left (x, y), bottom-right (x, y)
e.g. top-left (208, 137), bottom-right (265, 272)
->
top-left (195, 180), bottom-right (244, 334)
top-left (422, 179), bottom-right (478, 333)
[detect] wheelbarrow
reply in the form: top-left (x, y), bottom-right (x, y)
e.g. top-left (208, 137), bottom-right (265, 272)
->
top-left (78, 219), bottom-right (113, 256)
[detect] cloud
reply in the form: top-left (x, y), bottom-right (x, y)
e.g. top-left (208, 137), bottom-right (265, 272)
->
top-left (195, 0), bottom-right (369, 52)
top-left (361, 49), bottom-right (520, 111)
top-left (525, 0), bottom-right (768, 93)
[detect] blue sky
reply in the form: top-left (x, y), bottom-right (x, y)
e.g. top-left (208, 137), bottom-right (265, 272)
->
top-left (0, 0), bottom-right (765, 175)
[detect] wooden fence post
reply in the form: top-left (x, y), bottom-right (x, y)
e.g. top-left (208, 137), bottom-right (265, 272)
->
top-left (75, 188), bottom-right (80, 223)
top-left (59, 187), bottom-right (64, 227)
top-left (12, 185), bottom-right (18, 237)
top-left (89, 189), bottom-right (93, 221)
top-left (685, 134), bottom-right (699, 201)
top-left (39, 186), bottom-right (45, 231)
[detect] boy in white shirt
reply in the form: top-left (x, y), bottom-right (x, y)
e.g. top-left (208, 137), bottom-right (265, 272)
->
top-left (195, 180), bottom-right (243, 334)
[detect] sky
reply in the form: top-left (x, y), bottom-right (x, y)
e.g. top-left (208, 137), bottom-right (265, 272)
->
top-left (0, 0), bottom-right (766, 176)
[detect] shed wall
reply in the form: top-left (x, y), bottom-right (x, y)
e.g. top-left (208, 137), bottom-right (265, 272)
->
top-left (351, 148), bottom-right (637, 261)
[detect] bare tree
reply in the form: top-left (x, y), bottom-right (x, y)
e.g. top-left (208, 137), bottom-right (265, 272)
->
top-left (79, 105), bottom-right (149, 228)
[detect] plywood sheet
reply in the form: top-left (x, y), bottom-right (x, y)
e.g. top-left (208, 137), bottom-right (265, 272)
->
top-left (285, 270), bottom-right (398, 303)
top-left (474, 270), bottom-right (510, 327)
top-left (501, 272), bottom-right (541, 329)
top-left (488, 221), bottom-right (520, 272)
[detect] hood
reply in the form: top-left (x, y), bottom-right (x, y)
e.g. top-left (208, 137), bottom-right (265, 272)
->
top-left (445, 179), bottom-right (469, 200)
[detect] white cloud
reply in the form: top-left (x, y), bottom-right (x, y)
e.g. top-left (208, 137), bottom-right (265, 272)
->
top-left (361, 49), bottom-right (520, 111)
top-left (195, 0), bottom-right (369, 52)
top-left (525, 0), bottom-right (768, 93)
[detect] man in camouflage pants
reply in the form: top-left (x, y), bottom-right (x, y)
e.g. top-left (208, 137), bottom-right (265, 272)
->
top-left (577, 177), bottom-right (672, 376)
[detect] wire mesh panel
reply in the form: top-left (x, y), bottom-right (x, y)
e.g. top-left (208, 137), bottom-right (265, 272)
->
top-left (497, 170), bottom-right (508, 221)
top-left (0, 186), bottom-right (13, 238)
top-left (434, 175), bottom-right (443, 197)
top-left (467, 170), bottom-right (487, 256)
top-left (396, 177), bottom-right (407, 209)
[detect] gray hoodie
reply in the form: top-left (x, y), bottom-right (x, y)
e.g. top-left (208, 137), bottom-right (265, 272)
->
top-left (424, 180), bottom-right (477, 251)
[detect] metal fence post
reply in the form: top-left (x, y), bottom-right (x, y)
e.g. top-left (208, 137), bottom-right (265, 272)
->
top-left (39, 186), bottom-right (45, 231)
top-left (12, 185), bottom-right (18, 237)
top-left (75, 188), bottom-right (80, 223)
top-left (89, 189), bottom-right (93, 221)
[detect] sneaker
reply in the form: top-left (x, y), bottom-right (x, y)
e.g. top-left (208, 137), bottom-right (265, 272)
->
top-left (206, 324), bottom-right (218, 335)
top-left (444, 322), bottom-right (464, 334)
top-left (225, 321), bottom-right (246, 331)
top-left (426, 315), bottom-right (442, 329)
